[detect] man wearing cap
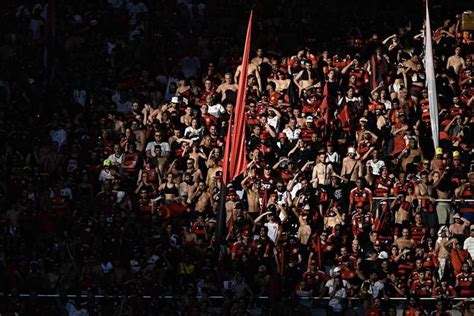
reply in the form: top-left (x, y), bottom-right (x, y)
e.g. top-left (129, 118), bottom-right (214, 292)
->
top-left (449, 213), bottom-right (471, 236)
top-left (99, 159), bottom-right (116, 184)
top-left (431, 147), bottom-right (445, 172)
top-left (341, 148), bottom-right (363, 183)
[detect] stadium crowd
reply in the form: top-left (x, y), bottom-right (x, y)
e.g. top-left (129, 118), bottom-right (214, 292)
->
top-left (0, 0), bottom-right (473, 315)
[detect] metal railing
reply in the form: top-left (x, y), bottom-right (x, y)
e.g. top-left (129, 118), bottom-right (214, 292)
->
top-left (372, 197), bottom-right (474, 202)
top-left (0, 294), bottom-right (468, 301)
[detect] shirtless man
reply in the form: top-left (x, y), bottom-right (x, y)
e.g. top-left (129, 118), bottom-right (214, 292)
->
top-left (312, 151), bottom-right (333, 186)
top-left (251, 48), bottom-right (271, 68)
top-left (108, 112), bottom-right (125, 135)
top-left (449, 213), bottom-right (471, 236)
top-left (432, 170), bottom-right (452, 225)
top-left (130, 120), bottom-right (146, 152)
top-left (205, 157), bottom-right (222, 193)
top-left (179, 172), bottom-right (197, 201)
top-left (242, 173), bottom-right (260, 215)
top-left (293, 60), bottom-right (315, 94)
top-left (268, 71), bottom-right (291, 92)
top-left (340, 148), bottom-right (363, 183)
top-left (446, 46), bottom-right (466, 75)
top-left (234, 62), bottom-right (262, 92)
top-left (415, 171), bottom-right (436, 219)
top-left (188, 182), bottom-right (212, 213)
top-left (393, 227), bottom-right (416, 251)
top-left (435, 226), bottom-right (454, 279)
top-left (185, 158), bottom-right (202, 183)
top-left (216, 73), bottom-right (238, 102)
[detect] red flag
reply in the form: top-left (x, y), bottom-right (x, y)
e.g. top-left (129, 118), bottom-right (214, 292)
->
top-left (337, 105), bottom-right (350, 126)
top-left (316, 235), bottom-right (322, 268)
top-left (222, 11), bottom-right (253, 184)
top-left (320, 82), bottom-right (329, 124)
top-left (370, 55), bottom-right (377, 90)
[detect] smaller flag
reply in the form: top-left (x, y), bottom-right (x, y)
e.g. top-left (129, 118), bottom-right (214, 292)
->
top-left (337, 105), bottom-right (350, 126)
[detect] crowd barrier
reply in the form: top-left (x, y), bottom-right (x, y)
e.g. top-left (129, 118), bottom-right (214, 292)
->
top-left (0, 294), bottom-right (468, 301)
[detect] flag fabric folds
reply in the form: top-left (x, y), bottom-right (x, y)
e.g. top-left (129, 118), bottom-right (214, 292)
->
top-left (222, 11), bottom-right (253, 184)
top-left (424, 0), bottom-right (439, 150)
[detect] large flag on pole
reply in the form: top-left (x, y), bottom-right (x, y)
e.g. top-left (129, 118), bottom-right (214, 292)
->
top-left (222, 11), bottom-right (253, 184)
top-left (424, 0), bottom-right (439, 150)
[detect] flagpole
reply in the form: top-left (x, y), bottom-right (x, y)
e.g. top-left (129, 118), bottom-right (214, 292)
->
top-left (215, 11), bottom-right (253, 253)
top-left (424, 0), bottom-right (439, 150)
top-left (215, 182), bottom-right (228, 255)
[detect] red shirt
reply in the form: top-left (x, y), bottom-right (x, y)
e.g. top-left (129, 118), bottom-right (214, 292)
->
top-left (433, 285), bottom-right (456, 298)
top-left (410, 224), bottom-right (427, 244)
top-left (410, 278), bottom-right (433, 296)
top-left (456, 272), bottom-right (474, 296)
top-left (351, 212), bottom-right (374, 235)
top-left (349, 187), bottom-right (373, 210)
top-left (374, 176), bottom-right (393, 197)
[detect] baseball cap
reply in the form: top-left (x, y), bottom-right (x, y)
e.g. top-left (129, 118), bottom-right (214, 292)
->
top-left (453, 151), bottom-right (460, 159)
top-left (171, 96), bottom-right (179, 104)
top-left (306, 116), bottom-right (314, 122)
top-left (348, 147), bottom-right (356, 154)
top-left (435, 147), bottom-right (443, 155)
top-left (103, 159), bottom-right (111, 167)
top-left (333, 267), bottom-right (342, 273)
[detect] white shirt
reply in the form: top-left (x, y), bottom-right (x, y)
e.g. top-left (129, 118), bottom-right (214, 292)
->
top-left (282, 127), bottom-right (301, 141)
top-left (108, 153), bottom-right (123, 166)
top-left (207, 103), bottom-right (225, 118)
top-left (99, 169), bottom-right (115, 182)
top-left (184, 126), bottom-right (203, 140)
top-left (327, 287), bottom-right (347, 312)
top-left (363, 280), bottom-right (385, 298)
top-left (267, 116), bottom-right (279, 130)
top-left (265, 222), bottom-right (279, 243)
top-left (146, 141), bottom-right (170, 157)
top-left (464, 236), bottom-right (474, 259)
top-left (326, 152), bottom-right (340, 165)
top-left (366, 159), bottom-right (385, 176)
top-left (290, 182), bottom-right (302, 199)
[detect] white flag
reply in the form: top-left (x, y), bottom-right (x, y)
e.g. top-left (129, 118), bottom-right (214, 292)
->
top-left (424, 0), bottom-right (439, 150)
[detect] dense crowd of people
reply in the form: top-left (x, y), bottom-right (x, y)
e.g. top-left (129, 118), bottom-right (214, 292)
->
top-left (0, 0), bottom-right (473, 315)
